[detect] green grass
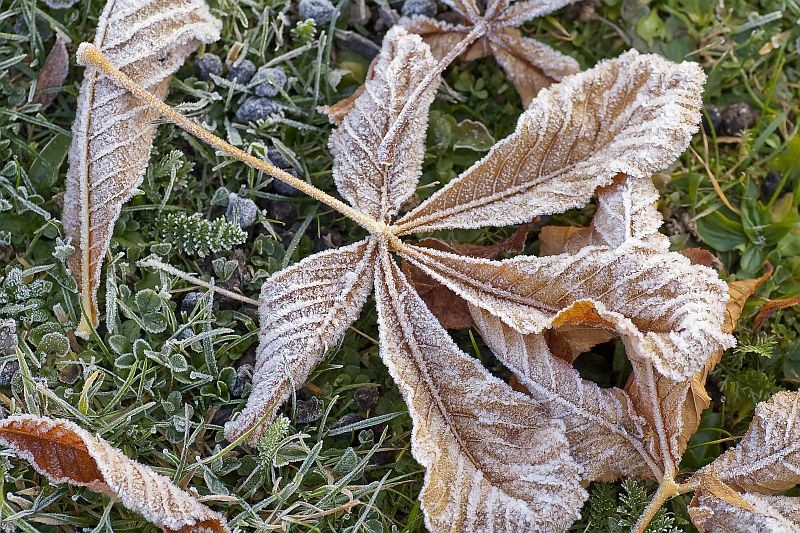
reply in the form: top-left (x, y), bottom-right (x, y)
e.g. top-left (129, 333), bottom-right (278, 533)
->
top-left (0, 0), bottom-right (798, 530)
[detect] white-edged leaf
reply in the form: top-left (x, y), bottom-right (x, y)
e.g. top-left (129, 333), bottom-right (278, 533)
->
top-left (394, 50), bottom-right (704, 234)
top-left (374, 251), bottom-right (586, 532)
top-left (0, 414), bottom-right (229, 533)
top-left (225, 239), bottom-right (377, 443)
top-left (690, 489), bottom-right (800, 533)
top-left (63, 0), bottom-right (220, 337)
top-left (328, 26), bottom-right (439, 222)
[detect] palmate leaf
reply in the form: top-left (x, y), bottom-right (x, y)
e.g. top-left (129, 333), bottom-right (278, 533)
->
top-left (0, 415), bottom-right (229, 533)
top-left (63, 0), bottom-right (220, 337)
top-left (393, 50), bottom-right (705, 235)
top-left (374, 252), bottom-right (586, 531)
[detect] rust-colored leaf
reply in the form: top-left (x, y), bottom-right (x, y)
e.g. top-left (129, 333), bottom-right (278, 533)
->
top-left (753, 296), bottom-right (800, 333)
top-left (0, 415), bottom-right (229, 532)
top-left (32, 34), bottom-right (69, 107)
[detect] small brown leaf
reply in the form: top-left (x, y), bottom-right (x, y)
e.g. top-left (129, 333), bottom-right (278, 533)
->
top-left (753, 296), bottom-right (800, 333)
top-left (690, 488), bottom-right (800, 533)
top-left (32, 34), bottom-right (69, 107)
top-left (0, 415), bottom-right (229, 532)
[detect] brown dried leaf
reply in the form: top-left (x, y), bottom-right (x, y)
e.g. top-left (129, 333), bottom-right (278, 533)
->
top-left (690, 489), bottom-right (800, 533)
top-left (328, 26), bottom-right (439, 222)
top-left (470, 305), bottom-right (653, 482)
top-left (704, 391), bottom-right (800, 494)
top-left (401, 225), bottom-right (531, 329)
top-left (63, 0), bottom-right (220, 337)
top-left (374, 252), bottom-right (587, 532)
top-left (394, 51), bottom-right (705, 235)
top-left (398, 241), bottom-right (733, 380)
top-left (225, 239), bottom-right (377, 442)
top-left (0, 415), bottom-right (228, 532)
top-left (32, 34), bottom-right (69, 107)
top-left (753, 296), bottom-right (800, 333)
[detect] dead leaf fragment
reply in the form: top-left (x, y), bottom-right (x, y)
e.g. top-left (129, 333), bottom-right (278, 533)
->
top-left (63, 0), bottom-right (221, 337)
top-left (753, 296), bottom-right (800, 333)
top-left (32, 34), bottom-right (69, 107)
top-left (394, 51), bottom-right (705, 234)
top-left (375, 253), bottom-right (587, 532)
top-left (690, 486), bottom-right (800, 533)
top-left (0, 415), bottom-right (229, 532)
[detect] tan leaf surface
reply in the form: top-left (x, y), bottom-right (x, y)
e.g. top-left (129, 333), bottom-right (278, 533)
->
top-left (690, 490), bottom-right (800, 533)
top-left (374, 252), bottom-right (586, 532)
top-left (401, 225), bottom-right (530, 329)
top-left (328, 26), bottom-right (439, 222)
top-left (32, 33), bottom-right (69, 107)
top-left (63, 0), bottom-right (220, 337)
top-left (394, 51), bottom-right (705, 235)
top-left (225, 239), bottom-right (377, 443)
top-left (488, 28), bottom-right (580, 106)
top-left (0, 415), bottom-right (228, 533)
top-left (470, 305), bottom-right (653, 482)
top-left (398, 240), bottom-right (733, 379)
top-left (704, 391), bottom-right (800, 494)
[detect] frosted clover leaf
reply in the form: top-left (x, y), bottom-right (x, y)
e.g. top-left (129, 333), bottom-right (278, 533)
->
top-left (76, 24), bottom-right (732, 532)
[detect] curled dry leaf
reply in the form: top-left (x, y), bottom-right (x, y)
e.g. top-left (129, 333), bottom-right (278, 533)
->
top-left (32, 33), bottom-right (70, 107)
top-left (63, 0), bottom-right (220, 337)
top-left (375, 253), bottom-right (586, 531)
top-left (224, 239), bottom-right (377, 442)
top-left (0, 415), bottom-right (229, 533)
top-left (753, 296), bottom-right (800, 333)
top-left (393, 50), bottom-right (705, 235)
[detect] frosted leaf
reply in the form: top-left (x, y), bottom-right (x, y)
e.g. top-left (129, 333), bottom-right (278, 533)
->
top-left (546, 176), bottom-right (669, 253)
top-left (394, 51), bottom-right (705, 235)
top-left (0, 415), bottom-right (229, 533)
top-left (399, 0), bottom-right (579, 106)
top-left (328, 26), bottom-right (439, 222)
top-left (225, 239), bottom-right (377, 443)
top-left (398, 240), bottom-right (733, 379)
top-left (374, 252), bottom-right (586, 532)
top-left (690, 489), bottom-right (800, 533)
top-left (63, 0), bottom-right (220, 337)
top-left (703, 391), bottom-right (800, 494)
top-left (470, 305), bottom-right (652, 481)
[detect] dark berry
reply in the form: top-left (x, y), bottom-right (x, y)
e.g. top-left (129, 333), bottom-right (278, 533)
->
top-left (253, 67), bottom-right (287, 98)
top-left (267, 200), bottom-right (296, 222)
top-left (720, 102), bottom-right (756, 136)
top-left (0, 361), bottom-right (19, 388)
top-left (0, 319), bottom-right (17, 356)
top-left (225, 193), bottom-right (259, 229)
top-left (279, 222), bottom-right (303, 247)
top-left (266, 147), bottom-right (293, 170)
top-left (181, 292), bottom-right (204, 313)
top-left (295, 396), bottom-right (322, 423)
top-left (211, 404), bottom-right (235, 426)
top-left (335, 30), bottom-right (380, 59)
top-left (761, 171), bottom-right (785, 201)
top-left (702, 105), bottom-right (722, 134)
top-left (231, 364), bottom-right (253, 398)
top-left (194, 53), bottom-right (223, 81)
top-left (331, 413), bottom-right (364, 437)
top-left (354, 386), bottom-right (380, 411)
top-left (313, 229), bottom-right (343, 252)
top-left (235, 97), bottom-right (281, 123)
top-left (401, 0), bottom-right (436, 17)
top-left (298, 0), bottom-right (336, 25)
top-left (226, 58), bottom-right (257, 84)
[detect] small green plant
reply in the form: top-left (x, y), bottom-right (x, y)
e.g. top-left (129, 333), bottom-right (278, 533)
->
top-left (158, 212), bottom-right (246, 257)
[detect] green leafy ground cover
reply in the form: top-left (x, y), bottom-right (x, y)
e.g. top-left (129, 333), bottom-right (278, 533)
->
top-left (0, 0), bottom-right (799, 530)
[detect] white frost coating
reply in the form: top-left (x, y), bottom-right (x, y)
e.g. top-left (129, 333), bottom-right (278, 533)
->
top-left (225, 239), bottom-right (377, 443)
top-left (328, 26), bottom-right (439, 222)
top-left (470, 306), bottom-right (653, 481)
top-left (395, 50), bottom-right (706, 234)
top-left (0, 414), bottom-right (228, 532)
top-left (690, 492), bottom-right (800, 533)
top-left (400, 0), bottom-right (580, 107)
top-left (704, 391), bottom-right (800, 494)
top-left (400, 240), bottom-right (733, 380)
top-left (63, 0), bottom-right (221, 335)
top-left (374, 252), bottom-right (586, 532)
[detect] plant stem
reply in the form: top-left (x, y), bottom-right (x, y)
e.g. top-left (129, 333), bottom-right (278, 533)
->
top-left (632, 474), bottom-right (680, 533)
top-left (140, 258), bottom-right (261, 306)
top-left (75, 43), bottom-right (389, 237)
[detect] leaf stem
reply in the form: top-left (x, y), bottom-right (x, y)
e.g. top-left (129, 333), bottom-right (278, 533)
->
top-left (75, 43), bottom-right (389, 237)
top-left (140, 258), bottom-right (261, 306)
top-left (632, 474), bottom-right (680, 533)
